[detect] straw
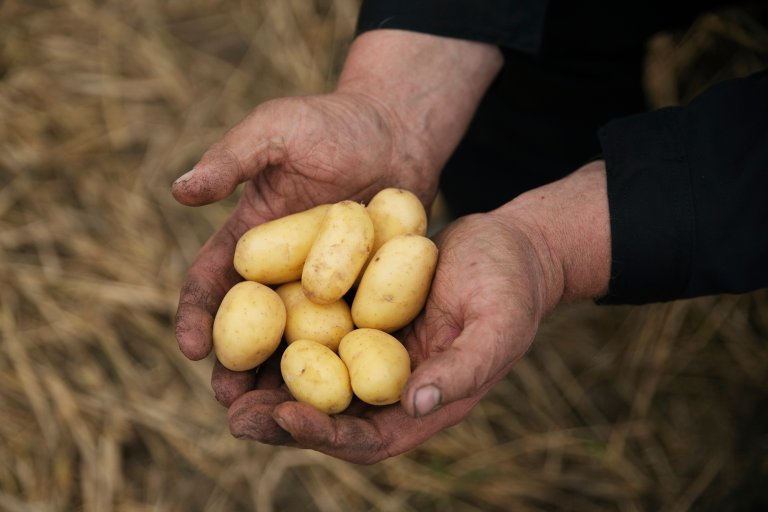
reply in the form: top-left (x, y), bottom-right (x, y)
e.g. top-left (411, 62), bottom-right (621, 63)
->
top-left (1, 1), bottom-right (766, 510)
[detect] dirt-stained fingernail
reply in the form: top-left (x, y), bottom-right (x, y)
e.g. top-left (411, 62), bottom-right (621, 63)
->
top-left (273, 413), bottom-right (290, 432)
top-left (173, 168), bottom-right (196, 185)
top-left (413, 385), bottom-right (441, 417)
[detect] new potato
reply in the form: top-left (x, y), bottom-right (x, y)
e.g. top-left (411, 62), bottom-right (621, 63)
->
top-left (213, 281), bottom-right (286, 371)
top-left (338, 328), bottom-right (411, 405)
top-left (352, 234), bottom-right (438, 332)
top-left (281, 339), bottom-right (353, 414)
top-left (276, 281), bottom-right (354, 351)
top-left (366, 188), bottom-right (427, 254)
top-left (302, 200), bottom-right (374, 305)
top-left (234, 204), bottom-right (330, 284)
top-left (356, 188), bottom-right (428, 285)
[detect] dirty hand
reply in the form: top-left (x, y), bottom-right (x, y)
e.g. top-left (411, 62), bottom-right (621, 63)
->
top-left (171, 90), bottom-right (423, 363)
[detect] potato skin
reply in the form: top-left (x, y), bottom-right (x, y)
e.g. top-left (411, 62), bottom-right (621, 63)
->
top-left (352, 234), bottom-right (438, 333)
top-left (213, 281), bottom-right (286, 371)
top-left (276, 281), bottom-right (353, 352)
top-left (302, 201), bottom-right (374, 305)
top-left (233, 204), bottom-right (330, 285)
top-left (338, 329), bottom-right (411, 405)
top-left (281, 339), bottom-right (353, 414)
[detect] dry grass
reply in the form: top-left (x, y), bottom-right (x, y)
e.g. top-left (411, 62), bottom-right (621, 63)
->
top-left (1, 1), bottom-right (767, 511)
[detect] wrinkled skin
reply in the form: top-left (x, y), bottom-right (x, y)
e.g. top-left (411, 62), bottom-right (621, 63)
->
top-left (172, 93), bottom-right (441, 364)
top-left (224, 213), bottom-right (551, 464)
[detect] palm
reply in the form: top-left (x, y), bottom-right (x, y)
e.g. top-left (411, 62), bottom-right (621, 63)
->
top-left (411, 215), bottom-right (542, 354)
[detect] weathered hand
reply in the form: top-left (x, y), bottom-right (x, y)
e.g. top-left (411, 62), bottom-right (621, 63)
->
top-left (172, 91), bottom-right (432, 364)
top-left (226, 211), bottom-right (556, 463)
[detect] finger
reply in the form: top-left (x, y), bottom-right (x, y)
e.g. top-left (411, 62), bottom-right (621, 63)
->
top-left (402, 316), bottom-right (530, 418)
top-left (211, 359), bottom-right (258, 407)
top-left (174, 213), bottom-right (244, 360)
top-left (212, 341), bottom-right (286, 407)
top-left (271, 398), bottom-right (478, 464)
top-left (171, 110), bottom-right (288, 206)
top-left (252, 348), bottom-right (285, 390)
top-left (229, 388), bottom-right (296, 446)
top-left (272, 401), bottom-right (394, 464)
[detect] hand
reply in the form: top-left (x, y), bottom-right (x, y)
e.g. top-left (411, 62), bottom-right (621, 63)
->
top-left (227, 212), bottom-right (551, 463)
top-left (172, 91), bottom-right (428, 362)
top-left (172, 30), bottom-right (502, 400)
top-left (227, 162), bottom-right (612, 464)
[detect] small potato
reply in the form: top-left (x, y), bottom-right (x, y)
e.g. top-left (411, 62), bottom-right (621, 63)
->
top-left (366, 188), bottom-right (427, 254)
top-left (355, 188), bottom-right (428, 285)
top-left (281, 339), bottom-right (353, 414)
top-left (276, 281), bottom-right (354, 351)
top-left (213, 281), bottom-right (286, 371)
top-left (338, 328), bottom-right (411, 406)
top-left (234, 204), bottom-right (330, 285)
top-left (302, 201), bottom-right (374, 305)
top-left (352, 234), bottom-right (438, 333)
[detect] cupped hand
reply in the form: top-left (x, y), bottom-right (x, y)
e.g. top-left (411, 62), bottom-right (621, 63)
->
top-left (227, 211), bottom-right (561, 464)
top-left (172, 92), bottom-right (439, 366)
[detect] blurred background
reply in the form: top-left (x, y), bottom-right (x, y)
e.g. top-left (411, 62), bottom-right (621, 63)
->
top-left (1, 1), bottom-right (767, 511)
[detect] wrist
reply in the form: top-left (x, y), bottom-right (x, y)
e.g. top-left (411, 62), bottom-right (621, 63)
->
top-left (335, 29), bottom-right (502, 193)
top-left (490, 160), bottom-right (611, 311)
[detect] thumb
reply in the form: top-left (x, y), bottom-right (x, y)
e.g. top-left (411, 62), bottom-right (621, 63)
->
top-left (402, 316), bottom-right (531, 418)
top-left (171, 115), bottom-right (287, 206)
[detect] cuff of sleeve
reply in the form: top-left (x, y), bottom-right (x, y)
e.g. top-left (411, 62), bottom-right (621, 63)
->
top-left (597, 107), bottom-right (695, 305)
top-left (356, 0), bottom-right (548, 54)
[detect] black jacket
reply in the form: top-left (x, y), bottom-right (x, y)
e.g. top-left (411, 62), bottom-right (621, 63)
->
top-left (357, 0), bottom-right (768, 304)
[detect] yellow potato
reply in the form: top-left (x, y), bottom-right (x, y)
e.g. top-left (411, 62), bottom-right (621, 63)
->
top-left (276, 281), bottom-right (354, 351)
top-left (356, 188), bottom-right (428, 286)
top-left (213, 281), bottom-right (286, 371)
top-left (367, 188), bottom-right (428, 254)
top-left (302, 200), bottom-right (374, 305)
top-left (233, 204), bottom-right (330, 285)
top-left (281, 339), bottom-right (353, 414)
top-left (352, 234), bottom-right (438, 332)
top-left (338, 328), bottom-right (411, 405)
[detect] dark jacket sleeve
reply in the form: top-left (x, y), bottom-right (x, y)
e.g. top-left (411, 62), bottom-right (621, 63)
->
top-left (599, 69), bottom-right (768, 304)
top-left (356, 0), bottom-right (549, 54)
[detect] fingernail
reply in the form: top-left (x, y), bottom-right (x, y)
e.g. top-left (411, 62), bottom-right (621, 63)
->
top-left (173, 169), bottom-right (196, 185)
top-left (413, 385), bottom-right (441, 417)
top-left (273, 414), bottom-right (289, 431)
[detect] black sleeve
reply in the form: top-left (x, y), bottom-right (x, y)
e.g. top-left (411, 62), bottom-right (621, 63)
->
top-left (356, 0), bottom-right (549, 54)
top-left (598, 69), bottom-right (768, 304)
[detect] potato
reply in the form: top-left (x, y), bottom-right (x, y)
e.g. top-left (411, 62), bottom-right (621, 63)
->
top-left (213, 281), bottom-right (286, 371)
top-left (276, 281), bottom-right (354, 351)
top-left (356, 188), bottom-right (428, 286)
top-left (302, 200), bottom-right (374, 305)
top-left (338, 328), bottom-right (411, 405)
top-left (234, 204), bottom-right (330, 285)
top-left (352, 234), bottom-right (438, 332)
top-left (367, 188), bottom-right (427, 254)
top-left (281, 339), bottom-right (353, 414)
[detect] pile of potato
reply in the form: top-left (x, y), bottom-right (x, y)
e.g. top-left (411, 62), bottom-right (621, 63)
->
top-left (212, 189), bottom-right (438, 414)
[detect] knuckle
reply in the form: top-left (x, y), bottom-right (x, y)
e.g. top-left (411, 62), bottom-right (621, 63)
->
top-left (179, 277), bottom-right (219, 310)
